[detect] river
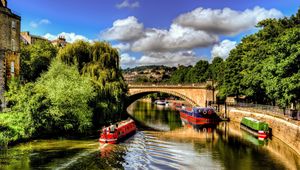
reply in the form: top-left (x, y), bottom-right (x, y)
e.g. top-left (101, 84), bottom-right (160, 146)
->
top-left (0, 101), bottom-right (299, 170)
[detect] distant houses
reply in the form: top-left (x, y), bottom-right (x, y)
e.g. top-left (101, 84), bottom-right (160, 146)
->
top-left (21, 31), bottom-right (49, 45)
top-left (51, 36), bottom-right (67, 47)
top-left (123, 66), bottom-right (176, 83)
top-left (21, 31), bottom-right (68, 47)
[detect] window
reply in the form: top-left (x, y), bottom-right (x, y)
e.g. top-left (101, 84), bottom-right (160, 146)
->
top-left (12, 21), bottom-right (16, 29)
top-left (11, 61), bottom-right (15, 76)
top-left (11, 39), bottom-right (16, 51)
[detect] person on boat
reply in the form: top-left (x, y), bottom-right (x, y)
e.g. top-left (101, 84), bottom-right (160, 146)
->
top-left (182, 104), bottom-right (186, 110)
top-left (110, 124), bottom-right (116, 133)
top-left (102, 127), bottom-right (107, 136)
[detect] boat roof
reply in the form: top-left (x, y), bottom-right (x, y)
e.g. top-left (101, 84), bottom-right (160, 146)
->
top-left (243, 117), bottom-right (260, 123)
top-left (116, 119), bottom-right (134, 128)
top-left (193, 107), bottom-right (215, 111)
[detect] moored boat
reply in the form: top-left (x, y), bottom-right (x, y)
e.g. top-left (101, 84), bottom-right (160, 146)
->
top-left (180, 117), bottom-right (218, 132)
top-left (154, 100), bottom-right (168, 105)
top-left (240, 117), bottom-right (269, 138)
top-left (99, 119), bottom-right (136, 144)
top-left (179, 107), bottom-right (220, 125)
top-left (173, 103), bottom-right (183, 110)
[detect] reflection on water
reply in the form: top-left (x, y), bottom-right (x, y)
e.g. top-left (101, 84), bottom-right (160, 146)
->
top-left (0, 101), bottom-right (299, 170)
top-left (127, 101), bottom-right (182, 131)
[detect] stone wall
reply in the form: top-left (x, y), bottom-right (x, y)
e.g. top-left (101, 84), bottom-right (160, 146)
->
top-left (0, 51), bottom-right (5, 102)
top-left (5, 51), bottom-right (20, 79)
top-left (226, 108), bottom-right (300, 155)
top-left (0, 7), bottom-right (20, 51)
top-left (0, 5), bottom-right (21, 105)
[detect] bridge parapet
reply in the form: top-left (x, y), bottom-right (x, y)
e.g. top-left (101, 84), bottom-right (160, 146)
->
top-left (128, 83), bottom-right (208, 88)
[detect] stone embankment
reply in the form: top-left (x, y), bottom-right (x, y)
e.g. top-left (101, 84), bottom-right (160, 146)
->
top-left (225, 108), bottom-right (300, 155)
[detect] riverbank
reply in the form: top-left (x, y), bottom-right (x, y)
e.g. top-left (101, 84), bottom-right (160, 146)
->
top-left (224, 108), bottom-right (300, 155)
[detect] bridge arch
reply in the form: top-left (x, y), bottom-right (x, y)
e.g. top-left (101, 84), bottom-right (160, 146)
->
top-left (127, 89), bottom-right (197, 107)
top-left (126, 83), bottom-right (215, 108)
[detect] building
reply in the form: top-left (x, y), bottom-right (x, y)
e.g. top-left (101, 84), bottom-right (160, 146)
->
top-left (21, 32), bottom-right (68, 47)
top-left (0, 0), bottom-right (21, 103)
top-left (20, 31), bottom-right (49, 45)
top-left (51, 36), bottom-right (68, 47)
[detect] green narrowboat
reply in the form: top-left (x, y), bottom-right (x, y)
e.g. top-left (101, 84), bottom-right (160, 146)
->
top-left (240, 117), bottom-right (269, 138)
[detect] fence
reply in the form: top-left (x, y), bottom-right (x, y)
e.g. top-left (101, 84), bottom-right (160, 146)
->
top-left (207, 101), bottom-right (300, 121)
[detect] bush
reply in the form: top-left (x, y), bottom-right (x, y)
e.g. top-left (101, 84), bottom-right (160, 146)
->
top-left (1, 60), bottom-right (96, 145)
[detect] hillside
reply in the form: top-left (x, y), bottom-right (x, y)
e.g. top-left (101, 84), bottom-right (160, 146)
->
top-left (122, 65), bottom-right (176, 83)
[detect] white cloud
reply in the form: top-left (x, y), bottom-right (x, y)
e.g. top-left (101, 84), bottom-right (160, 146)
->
top-left (211, 39), bottom-right (237, 59)
top-left (116, 0), bottom-right (139, 9)
top-left (44, 32), bottom-right (91, 43)
top-left (101, 16), bottom-right (144, 41)
top-left (120, 53), bottom-right (137, 68)
top-left (30, 19), bottom-right (51, 28)
top-left (39, 19), bottom-right (51, 25)
top-left (131, 24), bottom-right (218, 52)
top-left (102, 6), bottom-right (283, 67)
top-left (43, 33), bottom-right (56, 40)
top-left (29, 22), bottom-right (38, 28)
top-left (113, 43), bottom-right (131, 52)
top-left (102, 17), bottom-right (217, 52)
top-left (174, 6), bottom-right (283, 35)
top-left (120, 51), bottom-right (201, 68)
top-left (138, 51), bottom-right (200, 66)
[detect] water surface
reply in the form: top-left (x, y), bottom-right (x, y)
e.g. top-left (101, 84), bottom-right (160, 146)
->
top-left (0, 101), bottom-right (299, 170)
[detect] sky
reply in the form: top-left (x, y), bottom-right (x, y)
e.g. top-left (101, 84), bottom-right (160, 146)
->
top-left (8, 0), bottom-right (300, 68)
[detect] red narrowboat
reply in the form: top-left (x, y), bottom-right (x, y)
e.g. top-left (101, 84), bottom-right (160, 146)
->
top-left (99, 119), bottom-right (136, 144)
top-left (179, 107), bottom-right (220, 125)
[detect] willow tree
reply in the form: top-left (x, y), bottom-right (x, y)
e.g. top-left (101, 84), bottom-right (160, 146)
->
top-left (57, 41), bottom-right (127, 127)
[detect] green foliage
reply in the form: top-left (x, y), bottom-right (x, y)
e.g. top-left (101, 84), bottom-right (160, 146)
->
top-left (1, 40), bottom-right (126, 146)
top-left (33, 60), bottom-right (96, 133)
top-left (167, 59), bottom-right (224, 84)
top-left (1, 60), bottom-right (96, 145)
top-left (0, 111), bottom-right (34, 146)
top-left (167, 65), bottom-right (192, 83)
top-left (1, 79), bottom-right (36, 146)
top-left (208, 57), bottom-right (224, 83)
top-left (218, 9), bottom-right (300, 107)
top-left (58, 41), bottom-right (127, 126)
top-left (186, 60), bottom-right (209, 83)
top-left (20, 40), bottom-right (57, 82)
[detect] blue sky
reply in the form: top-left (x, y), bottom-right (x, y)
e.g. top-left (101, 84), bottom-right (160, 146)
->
top-left (9, 0), bottom-right (300, 68)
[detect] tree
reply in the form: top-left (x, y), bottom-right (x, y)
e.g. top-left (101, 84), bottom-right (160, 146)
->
top-left (218, 8), bottom-right (300, 108)
top-left (5, 60), bottom-right (96, 135)
top-left (208, 57), bottom-right (224, 82)
top-left (167, 66), bottom-right (191, 83)
top-left (218, 47), bottom-right (244, 99)
top-left (20, 40), bottom-right (57, 82)
top-left (186, 60), bottom-right (209, 83)
top-left (58, 41), bottom-right (127, 127)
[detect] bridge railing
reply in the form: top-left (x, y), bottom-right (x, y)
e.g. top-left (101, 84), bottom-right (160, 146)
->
top-left (128, 82), bottom-right (207, 87)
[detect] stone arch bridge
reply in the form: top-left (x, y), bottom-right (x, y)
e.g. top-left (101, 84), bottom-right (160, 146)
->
top-left (127, 83), bottom-right (216, 107)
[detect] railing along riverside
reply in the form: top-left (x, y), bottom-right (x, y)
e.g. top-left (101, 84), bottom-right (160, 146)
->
top-left (208, 101), bottom-right (300, 121)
